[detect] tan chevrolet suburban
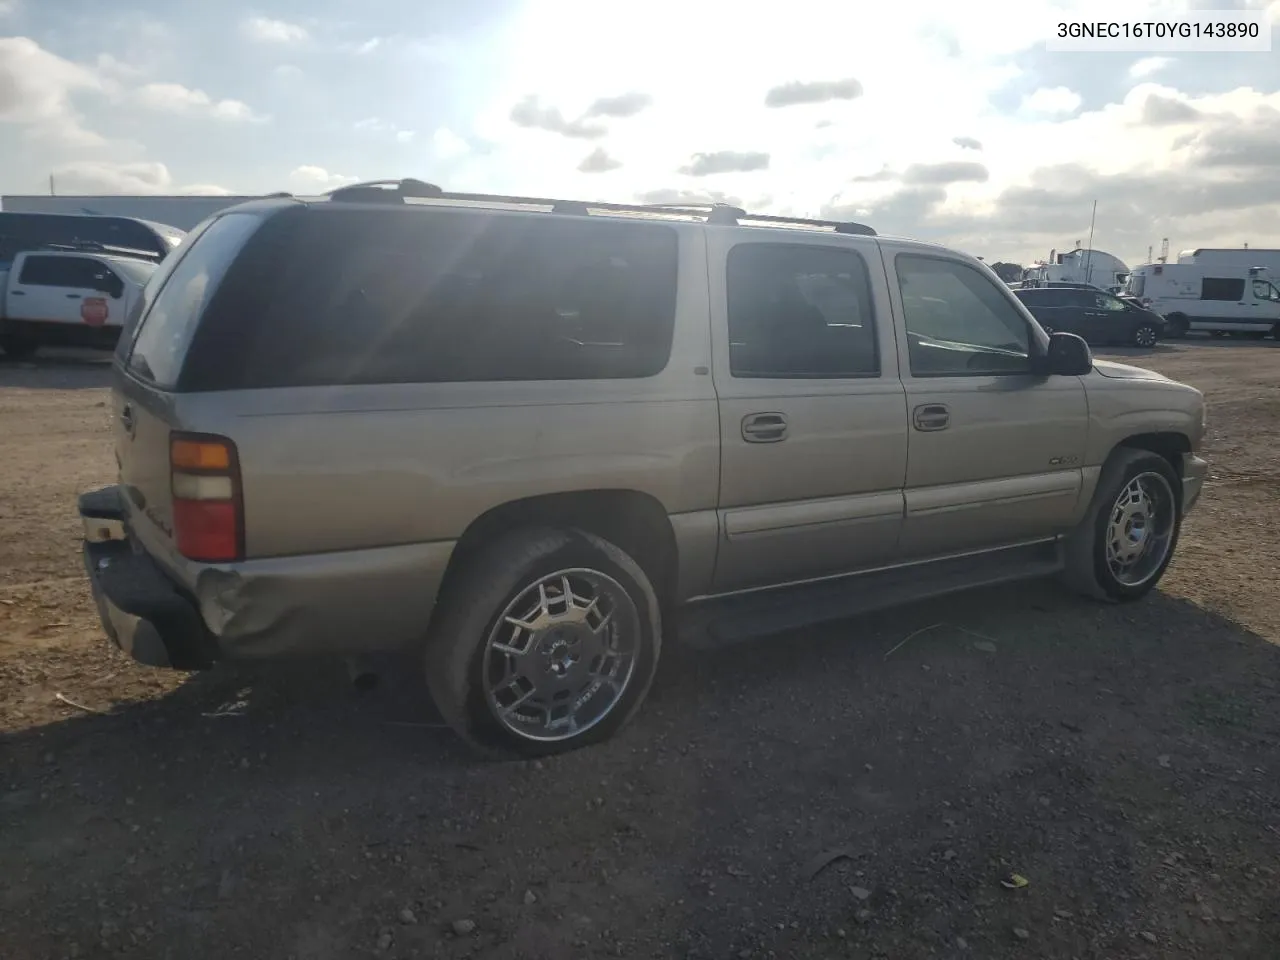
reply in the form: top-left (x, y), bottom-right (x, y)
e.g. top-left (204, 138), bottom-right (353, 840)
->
top-left (79, 179), bottom-right (1208, 757)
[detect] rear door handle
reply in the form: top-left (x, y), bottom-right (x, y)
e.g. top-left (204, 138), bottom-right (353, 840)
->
top-left (913, 403), bottom-right (950, 432)
top-left (119, 403), bottom-right (134, 435)
top-left (742, 412), bottom-right (788, 443)
top-left (11, 290), bottom-right (25, 296)
top-left (66, 293), bottom-right (82, 299)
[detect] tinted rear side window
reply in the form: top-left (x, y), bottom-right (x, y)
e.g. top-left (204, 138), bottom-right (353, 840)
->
top-left (125, 213), bottom-right (262, 388)
top-left (1201, 277), bottom-right (1245, 301)
top-left (184, 207), bottom-right (679, 390)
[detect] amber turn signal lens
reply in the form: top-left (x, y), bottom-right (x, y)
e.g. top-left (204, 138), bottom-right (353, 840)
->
top-left (171, 438), bottom-right (232, 471)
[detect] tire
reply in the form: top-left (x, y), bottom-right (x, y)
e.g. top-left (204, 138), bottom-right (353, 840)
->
top-left (1040, 324), bottom-right (1054, 336)
top-left (1062, 449), bottom-right (1182, 602)
top-left (1271, 323), bottom-right (1280, 342)
top-left (1165, 314), bottom-right (1188, 338)
top-left (424, 527), bottom-right (662, 759)
top-left (1132, 324), bottom-right (1158, 348)
top-left (0, 335), bottom-right (38, 360)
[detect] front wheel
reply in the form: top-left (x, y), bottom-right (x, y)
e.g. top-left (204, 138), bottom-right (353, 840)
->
top-left (424, 527), bottom-right (662, 758)
top-left (1063, 450), bottom-right (1182, 602)
top-left (1132, 324), bottom-right (1158, 348)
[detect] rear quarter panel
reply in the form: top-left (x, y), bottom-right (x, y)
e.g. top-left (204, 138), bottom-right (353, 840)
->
top-left (174, 221), bottom-right (721, 570)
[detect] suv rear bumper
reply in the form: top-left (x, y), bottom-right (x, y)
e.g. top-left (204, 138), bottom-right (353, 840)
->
top-left (80, 487), bottom-right (216, 669)
top-left (79, 485), bottom-right (456, 669)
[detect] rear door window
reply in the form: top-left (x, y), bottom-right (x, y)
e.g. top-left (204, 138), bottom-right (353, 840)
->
top-left (726, 242), bottom-right (878, 378)
top-left (125, 213), bottom-right (261, 388)
top-left (18, 255), bottom-right (85, 287)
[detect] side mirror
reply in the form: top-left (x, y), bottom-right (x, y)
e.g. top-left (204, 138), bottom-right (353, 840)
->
top-left (1045, 331), bottom-right (1092, 376)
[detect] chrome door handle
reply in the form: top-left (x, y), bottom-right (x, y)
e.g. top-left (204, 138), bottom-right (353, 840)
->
top-left (913, 404), bottom-right (950, 432)
top-left (742, 412), bottom-right (788, 443)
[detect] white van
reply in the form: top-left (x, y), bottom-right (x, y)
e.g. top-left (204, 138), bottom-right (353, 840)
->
top-left (1126, 263), bottom-right (1280, 338)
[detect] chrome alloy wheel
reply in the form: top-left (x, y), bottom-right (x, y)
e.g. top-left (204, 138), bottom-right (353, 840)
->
top-left (1105, 472), bottom-right (1176, 587)
top-left (482, 568), bottom-right (640, 742)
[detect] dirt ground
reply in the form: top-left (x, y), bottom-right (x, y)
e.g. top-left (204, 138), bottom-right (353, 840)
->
top-left (2, 340), bottom-right (1279, 960)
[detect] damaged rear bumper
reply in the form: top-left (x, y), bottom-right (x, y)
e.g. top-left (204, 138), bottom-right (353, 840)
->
top-left (79, 485), bottom-right (456, 668)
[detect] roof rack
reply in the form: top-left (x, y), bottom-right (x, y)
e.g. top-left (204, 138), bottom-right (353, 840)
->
top-left (35, 240), bottom-right (162, 262)
top-left (324, 179), bottom-right (876, 236)
top-left (326, 178), bottom-right (444, 203)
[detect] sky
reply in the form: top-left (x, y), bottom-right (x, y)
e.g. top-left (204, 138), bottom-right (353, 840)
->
top-left (0, 0), bottom-right (1278, 267)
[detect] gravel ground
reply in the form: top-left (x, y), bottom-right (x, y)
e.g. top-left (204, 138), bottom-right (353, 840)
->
top-left (2, 340), bottom-right (1279, 960)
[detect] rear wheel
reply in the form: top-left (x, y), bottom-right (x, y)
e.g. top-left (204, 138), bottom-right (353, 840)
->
top-left (1132, 324), bottom-right (1158, 348)
top-left (424, 527), bottom-right (662, 758)
top-left (1272, 323), bottom-right (1280, 341)
top-left (0, 335), bottom-right (39, 360)
top-left (1063, 450), bottom-right (1182, 602)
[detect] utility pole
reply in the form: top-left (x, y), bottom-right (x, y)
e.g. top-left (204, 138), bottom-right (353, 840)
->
top-left (1084, 200), bottom-right (1097, 284)
top-left (49, 173), bottom-right (56, 196)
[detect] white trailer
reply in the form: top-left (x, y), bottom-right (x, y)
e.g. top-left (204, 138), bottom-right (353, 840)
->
top-left (1126, 262), bottom-right (1280, 338)
top-left (1022, 248), bottom-right (1130, 293)
top-left (1177, 248), bottom-right (1280, 276)
top-left (0, 249), bottom-right (155, 358)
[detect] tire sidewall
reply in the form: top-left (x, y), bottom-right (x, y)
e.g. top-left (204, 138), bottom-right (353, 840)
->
top-left (1088, 454), bottom-right (1183, 601)
top-left (426, 528), bottom-right (661, 758)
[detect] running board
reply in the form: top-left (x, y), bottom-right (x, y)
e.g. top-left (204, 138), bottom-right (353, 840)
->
top-left (678, 540), bottom-right (1064, 649)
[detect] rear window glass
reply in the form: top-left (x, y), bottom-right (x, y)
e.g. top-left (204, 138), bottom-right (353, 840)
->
top-left (180, 207), bottom-right (679, 390)
top-left (125, 213), bottom-right (261, 388)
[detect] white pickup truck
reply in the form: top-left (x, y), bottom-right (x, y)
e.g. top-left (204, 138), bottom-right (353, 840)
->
top-left (0, 249), bottom-right (156, 358)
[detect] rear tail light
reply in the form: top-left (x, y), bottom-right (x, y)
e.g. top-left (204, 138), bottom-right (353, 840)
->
top-left (170, 433), bottom-right (242, 562)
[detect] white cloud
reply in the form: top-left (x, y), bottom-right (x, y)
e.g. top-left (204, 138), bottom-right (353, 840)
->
top-left (431, 128), bottom-right (469, 160)
top-left (286, 165), bottom-right (358, 193)
top-left (0, 36), bottom-right (104, 146)
top-left (50, 161), bottom-right (231, 196)
top-left (1020, 86), bottom-right (1083, 116)
top-left (395, 129), bottom-right (416, 144)
top-left (0, 0), bottom-right (20, 16)
top-left (135, 82), bottom-right (266, 122)
top-left (1129, 56), bottom-right (1172, 79)
top-left (241, 16), bottom-right (308, 44)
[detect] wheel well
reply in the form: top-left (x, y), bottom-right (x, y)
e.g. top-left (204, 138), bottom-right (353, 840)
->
top-left (441, 490), bottom-right (679, 608)
top-left (1118, 432), bottom-right (1190, 473)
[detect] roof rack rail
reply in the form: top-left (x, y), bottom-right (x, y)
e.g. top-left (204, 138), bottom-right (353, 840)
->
top-left (321, 180), bottom-right (876, 235)
top-left (327, 178), bottom-right (444, 203)
top-left (35, 240), bottom-right (162, 261)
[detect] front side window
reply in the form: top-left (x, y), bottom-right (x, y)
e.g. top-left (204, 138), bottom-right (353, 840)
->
top-left (1253, 279), bottom-right (1279, 302)
top-left (896, 254), bottom-right (1032, 377)
top-left (726, 243), bottom-right (878, 378)
top-left (1094, 293), bottom-right (1128, 312)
